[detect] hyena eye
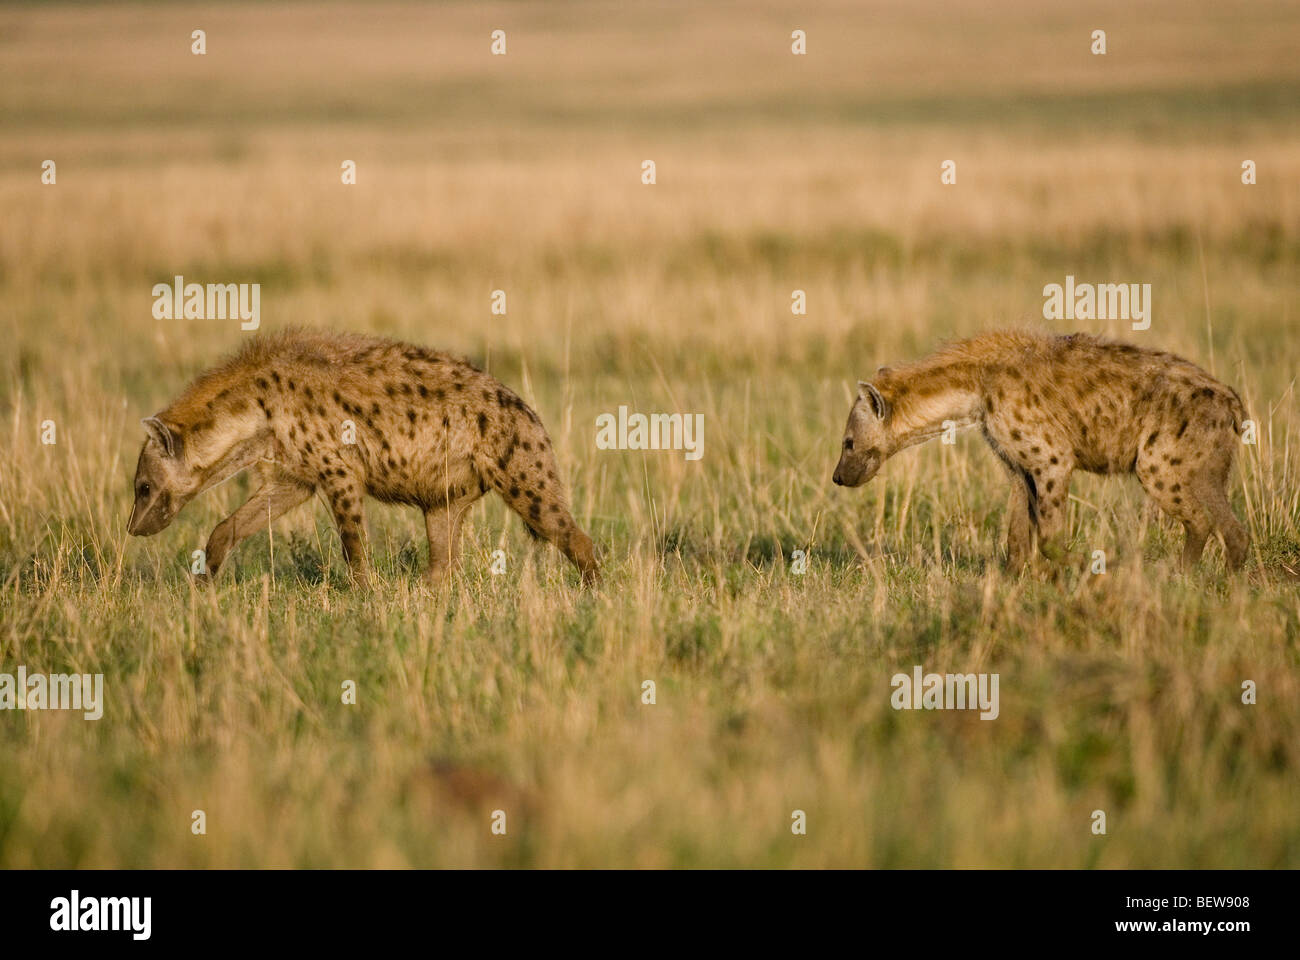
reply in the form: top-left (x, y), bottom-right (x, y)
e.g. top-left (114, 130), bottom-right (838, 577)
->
top-left (137, 482), bottom-right (151, 498)
top-left (843, 438), bottom-right (854, 451)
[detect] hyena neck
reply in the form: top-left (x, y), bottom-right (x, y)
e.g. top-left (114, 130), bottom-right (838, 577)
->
top-left (193, 427), bottom-right (274, 493)
top-left (167, 384), bottom-right (274, 493)
top-left (162, 356), bottom-right (287, 489)
top-left (878, 357), bottom-right (983, 452)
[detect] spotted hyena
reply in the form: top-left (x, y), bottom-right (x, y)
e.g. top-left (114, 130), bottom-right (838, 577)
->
top-left (127, 329), bottom-right (599, 585)
top-left (832, 330), bottom-right (1249, 570)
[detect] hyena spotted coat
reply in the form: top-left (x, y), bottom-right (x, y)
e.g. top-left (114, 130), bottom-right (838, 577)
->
top-left (127, 329), bottom-right (599, 585)
top-left (832, 330), bottom-right (1249, 570)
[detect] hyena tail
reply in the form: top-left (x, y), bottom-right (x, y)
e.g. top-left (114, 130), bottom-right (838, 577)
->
top-left (1226, 387), bottom-right (1248, 436)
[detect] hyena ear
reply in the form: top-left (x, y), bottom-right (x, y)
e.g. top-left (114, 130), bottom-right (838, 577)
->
top-left (141, 416), bottom-right (180, 458)
top-left (857, 381), bottom-right (888, 420)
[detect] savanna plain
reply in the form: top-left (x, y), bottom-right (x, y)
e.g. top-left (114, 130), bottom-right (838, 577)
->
top-left (1, 0), bottom-right (1298, 867)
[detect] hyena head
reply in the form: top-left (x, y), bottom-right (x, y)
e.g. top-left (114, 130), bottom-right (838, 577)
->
top-left (832, 381), bottom-right (890, 487)
top-left (127, 416), bottom-right (198, 536)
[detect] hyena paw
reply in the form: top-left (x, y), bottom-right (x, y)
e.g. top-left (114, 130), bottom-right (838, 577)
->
top-left (423, 562), bottom-right (452, 588)
top-left (347, 569), bottom-right (376, 591)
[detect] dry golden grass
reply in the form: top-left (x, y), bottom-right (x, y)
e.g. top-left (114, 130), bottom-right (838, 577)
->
top-left (0, 0), bottom-right (1297, 867)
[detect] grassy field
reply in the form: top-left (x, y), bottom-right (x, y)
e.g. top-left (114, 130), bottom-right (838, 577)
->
top-left (1, 0), bottom-right (1298, 868)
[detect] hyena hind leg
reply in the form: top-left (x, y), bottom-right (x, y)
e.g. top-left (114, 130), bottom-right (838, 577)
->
top-left (501, 488), bottom-right (599, 585)
top-left (1140, 449), bottom-right (1248, 572)
top-left (1138, 463), bottom-right (1215, 571)
top-left (1201, 476), bottom-right (1249, 571)
top-left (423, 494), bottom-right (479, 584)
top-left (322, 475), bottom-right (371, 584)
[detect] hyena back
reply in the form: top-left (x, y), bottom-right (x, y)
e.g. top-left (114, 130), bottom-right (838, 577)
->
top-left (127, 329), bottom-right (598, 585)
top-left (832, 330), bottom-right (1249, 571)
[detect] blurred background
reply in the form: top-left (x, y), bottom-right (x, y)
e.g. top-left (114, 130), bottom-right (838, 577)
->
top-left (0, 1), bottom-right (1297, 868)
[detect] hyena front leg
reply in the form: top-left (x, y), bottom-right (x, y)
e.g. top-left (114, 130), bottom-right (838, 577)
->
top-left (202, 471), bottom-right (314, 581)
top-left (1004, 473), bottom-right (1035, 571)
top-left (322, 472), bottom-right (371, 584)
top-left (1032, 461), bottom-right (1074, 565)
top-left (424, 493), bottom-right (480, 585)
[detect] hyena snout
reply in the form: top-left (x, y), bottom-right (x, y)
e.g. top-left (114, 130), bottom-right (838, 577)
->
top-left (127, 486), bottom-right (178, 537)
top-left (833, 446), bottom-right (882, 487)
